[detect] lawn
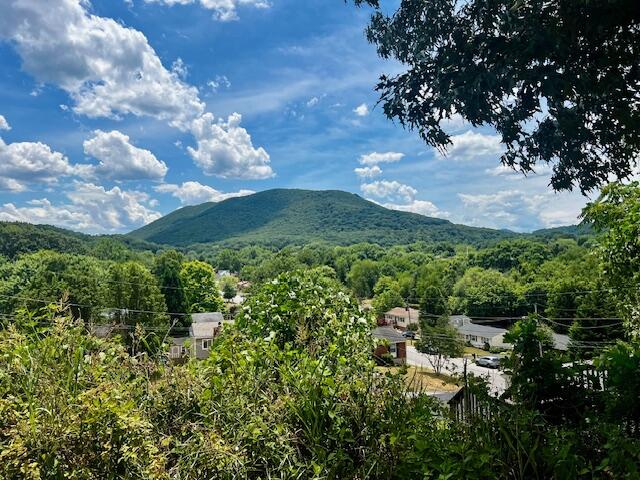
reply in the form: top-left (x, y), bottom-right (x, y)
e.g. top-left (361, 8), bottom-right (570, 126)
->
top-left (463, 346), bottom-right (489, 357)
top-left (378, 366), bottom-right (460, 393)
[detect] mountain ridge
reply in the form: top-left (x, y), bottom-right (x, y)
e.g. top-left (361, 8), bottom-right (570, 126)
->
top-left (127, 188), bottom-right (513, 247)
top-left (0, 189), bottom-right (590, 255)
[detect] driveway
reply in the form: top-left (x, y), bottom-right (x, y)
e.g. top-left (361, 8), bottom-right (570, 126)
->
top-left (407, 346), bottom-right (508, 396)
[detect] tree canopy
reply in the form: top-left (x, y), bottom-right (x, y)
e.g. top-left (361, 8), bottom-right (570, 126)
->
top-left (354, 0), bottom-right (640, 192)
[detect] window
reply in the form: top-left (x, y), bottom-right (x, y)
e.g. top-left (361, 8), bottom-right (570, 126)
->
top-left (170, 346), bottom-right (181, 357)
top-left (389, 343), bottom-right (397, 357)
top-left (202, 339), bottom-right (212, 350)
top-left (470, 335), bottom-right (478, 342)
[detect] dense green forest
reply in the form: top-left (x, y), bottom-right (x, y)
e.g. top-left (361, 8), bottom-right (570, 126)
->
top-left (0, 222), bottom-right (161, 260)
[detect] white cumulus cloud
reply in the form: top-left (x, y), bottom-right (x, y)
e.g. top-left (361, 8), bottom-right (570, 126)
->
top-left (144, 0), bottom-right (271, 21)
top-left (0, 136), bottom-right (84, 192)
top-left (83, 130), bottom-right (168, 181)
top-left (0, 182), bottom-right (161, 233)
top-left (361, 180), bottom-right (417, 203)
top-left (353, 103), bottom-right (369, 116)
top-left (457, 189), bottom-right (583, 231)
top-left (442, 130), bottom-right (503, 161)
top-left (354, 165), bottom-right (382, 179)
top-left (188, 112), bottom-right (273, 179)
top-left (359, 151), bottom-right (405, 166)
top-left (0, 1), bottom-right (273, 181)
top-left (0, 0), bottom-right (205, 130)
top-left (0, 115), bottom-right (10, 131)
top-left (155, 181), bottom-right (254, 205)
top-left (382, 199), bottom-right (448, 219)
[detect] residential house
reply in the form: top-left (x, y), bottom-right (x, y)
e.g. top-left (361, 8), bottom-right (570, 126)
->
top-left (373, 326), bottom-right (407, 365)
top-left (383, 307), bottom-right (420, 330)
top-left (449, 315), bottom-right (571, 351)
top-left (168, 312), bottom-right (233, 361)
top-left (449, 315), bottom-right (510, 349)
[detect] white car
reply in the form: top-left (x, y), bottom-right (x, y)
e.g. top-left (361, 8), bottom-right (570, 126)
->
top-left (475, 355), bottom-right (503, 369)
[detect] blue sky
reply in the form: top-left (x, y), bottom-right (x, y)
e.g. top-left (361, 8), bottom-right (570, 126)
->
top-left (0, 0), bottom-right (590, 234)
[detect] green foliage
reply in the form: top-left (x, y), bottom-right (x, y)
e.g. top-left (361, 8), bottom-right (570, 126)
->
top-left (419, 285), bottom-right (448, 318)
top-left (347, 259), bottom-right (380, 298)
top-left (1, 271), bottom-right (639, 478)
top-left (452, 267), bottom-right (519, 317)
top-left (236, 269), bottom-right (373, 358)
top-left (595, 341), bottom-right (640, 429)
top-left (372, 275), bottom-right (404, 315)
top-left (0, 221), bottom-right (159, 260)
top-left (583, 181), bottom-right (640, 336)
top-left (105, 261), bottom-right (168, 328)
top-left (154, 250), bottom-right (187, 322)
top-left (0, 313), bottom-right (166, 478)
top-left (355, 0), bottom-right (640, 192)
top-left (503, 317), bottom-right (565, 411)
top-left (180, 260), bottom-right (224, 313)
top-left (0, 250), bottom-right (108, 320)
top-left (219, 276), bottom-right (237, 300)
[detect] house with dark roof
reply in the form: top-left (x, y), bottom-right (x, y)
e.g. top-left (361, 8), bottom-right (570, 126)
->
top-left (373, 326), bottom-right (407, 365)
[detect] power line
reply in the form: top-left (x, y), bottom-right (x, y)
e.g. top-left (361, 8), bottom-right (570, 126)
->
top-left (417, 311), bottom-right (625, 323)
top-left (405, 284), bottom-right (640, 305)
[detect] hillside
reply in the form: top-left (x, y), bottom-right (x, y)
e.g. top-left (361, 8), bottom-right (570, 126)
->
top-left (0, 222), bottom-right (160, 259)
top-left (128, 189), bottom-right (516, 247)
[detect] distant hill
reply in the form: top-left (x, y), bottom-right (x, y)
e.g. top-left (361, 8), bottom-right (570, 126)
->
top-left (532, 224), bottom-right (593, 239)
top-left (0, 222), bottom-right (160, 259)
top-left (127, 189), bottom-right (517, 248)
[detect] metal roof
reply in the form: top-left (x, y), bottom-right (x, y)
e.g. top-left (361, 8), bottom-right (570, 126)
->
top-left (191, 312), bottom-right (224, 323)
top-left (552, 333), bottom-right (570, 351)
top-left (455, 322), bottom-right (507, 338)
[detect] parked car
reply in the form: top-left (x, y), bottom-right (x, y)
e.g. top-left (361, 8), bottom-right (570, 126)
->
top-left (402, 330), bottom-right (416, 339)
top-left (475, 355), bottom-right (503, 369)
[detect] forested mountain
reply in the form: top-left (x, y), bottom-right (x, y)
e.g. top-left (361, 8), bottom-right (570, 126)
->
top-left (0, 222), bottom-right (160, 259)
top-left (127, 189), bottom-right (516, 247)
top-left (1, 190), bottom-right (590, 257)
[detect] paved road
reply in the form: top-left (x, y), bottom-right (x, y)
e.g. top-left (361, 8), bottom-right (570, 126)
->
top-left (407, 346), bottom-right (508, 396)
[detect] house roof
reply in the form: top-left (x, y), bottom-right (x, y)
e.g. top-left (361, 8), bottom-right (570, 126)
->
top-left (552, 333), bottom-right (570, 351)
top-left (449, 315), bottom-right (472, 327)
top-left (190, 322), bottom-right (218, 339)
top-left (191, 312), bottom-right (224, 323)
top-left (384, 307), bottom-right (419, 320)
top-left (170, 336), bottom-right (190, 346)
top-left (373, 326), bottom-right (406, 344)
top-left (455, 322), bottom-right (507, 338)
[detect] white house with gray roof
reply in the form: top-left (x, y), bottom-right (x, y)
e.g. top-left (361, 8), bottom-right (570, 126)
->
top-left (451, 316), bottom-right (511, 349)
top-left (449, 315), bottom-right (571, 351)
